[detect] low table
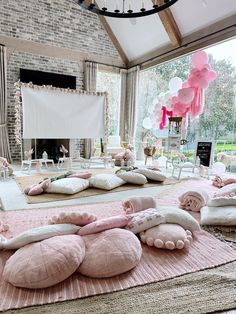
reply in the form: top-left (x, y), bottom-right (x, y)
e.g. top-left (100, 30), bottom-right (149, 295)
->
top-left (21, 159), bottom-right (55, 173)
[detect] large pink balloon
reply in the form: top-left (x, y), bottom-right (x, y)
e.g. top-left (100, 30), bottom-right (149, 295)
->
top-left (206, 70), bottom-right (217, 81)
top-left (192, 51), bottom-right (209, 69)
top-left (178, 88), bottom-right (195, 104)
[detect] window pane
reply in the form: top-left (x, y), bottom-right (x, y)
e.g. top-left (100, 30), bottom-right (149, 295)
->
top-left (97, 70), bottom-right (121, 136)
top-left (137, 38), bottom-right (236, 173)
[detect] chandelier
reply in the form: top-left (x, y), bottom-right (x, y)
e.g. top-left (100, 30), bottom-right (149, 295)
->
top-left (76, 0), bottom-right (179, 18)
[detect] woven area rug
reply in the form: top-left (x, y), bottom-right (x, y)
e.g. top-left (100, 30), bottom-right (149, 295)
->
top-left (0, 200), bottom-right (236, 312)
top-left (15, 172), bottom-right (177, 204)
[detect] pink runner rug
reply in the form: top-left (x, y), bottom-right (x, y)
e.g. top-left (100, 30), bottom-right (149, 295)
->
top-left (0, 178), bottom-right (235, 312)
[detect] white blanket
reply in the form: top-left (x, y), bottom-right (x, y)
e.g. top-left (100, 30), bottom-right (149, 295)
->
top-left (201, 206), bottom-right (236, 226)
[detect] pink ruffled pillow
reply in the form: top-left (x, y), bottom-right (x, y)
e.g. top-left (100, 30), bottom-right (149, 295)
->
top-left (3, 235), bottom-right (85, 289)
top-left (77, 228), bottom-right (142, 278)
top-left (78, 215), bottom-right (131, 236)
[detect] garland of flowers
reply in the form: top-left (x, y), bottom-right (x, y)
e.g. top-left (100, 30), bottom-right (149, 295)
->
top-left (14, 81), bottom-right (22, 145)
top-left (14, 82), bottom-right (110, 147)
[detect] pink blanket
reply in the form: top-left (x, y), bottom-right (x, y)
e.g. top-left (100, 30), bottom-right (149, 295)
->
top-left (178, 189), bottom-right (210, 212)
top-left (212, 175), bottom-right (236, 188)
top-left (122, 196), bottom-right (157, 214)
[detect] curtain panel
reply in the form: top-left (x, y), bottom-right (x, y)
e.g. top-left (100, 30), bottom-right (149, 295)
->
top-left (119, 66), bottom-right (140, 147)
top-left (0, 45), bottom-right (12, 162)
top-left (84, 61), bottom-right (98, 158)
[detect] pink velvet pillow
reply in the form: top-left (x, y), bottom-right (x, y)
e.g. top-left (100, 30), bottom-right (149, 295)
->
top-left (3, 235), bottom-right (85, 289)
top-left (77, 228), bottom-right (142, 278)
top-left (78, 215), bottom-right (131, 236)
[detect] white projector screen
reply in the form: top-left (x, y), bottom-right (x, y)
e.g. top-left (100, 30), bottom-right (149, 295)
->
top-left (21, 86), bottom-right (106, 139)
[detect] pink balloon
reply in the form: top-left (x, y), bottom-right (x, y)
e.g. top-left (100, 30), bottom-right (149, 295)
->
top-left (182, 81), bottom-right (190, 88)
top-left (171, 96), bottom-right (179, 103)
top-left (192, 51), bottom-right (209, 69)
top-left (206, 70), bottom-right (217, 81)
top-left (202, 63), bottom-right (211, 70)
top-left (198, 77), bottom-right (209, 89)
top-left (200, 67), bottom-right (209, 77)
top-left (178, 88), bottom-right (195, 104)
top-left (188, 76), bottom-right (199, 87)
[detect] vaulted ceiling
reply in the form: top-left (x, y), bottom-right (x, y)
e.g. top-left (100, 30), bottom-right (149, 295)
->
top-left (93, 0), bottom-right (236, 68)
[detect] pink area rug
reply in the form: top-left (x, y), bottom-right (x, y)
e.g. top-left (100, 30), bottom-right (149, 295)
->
top-left (0, 178), bottom-right (235, 312)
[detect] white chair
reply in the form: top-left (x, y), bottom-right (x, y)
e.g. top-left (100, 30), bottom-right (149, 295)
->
top-left (106, 135), bottom-right (124, 157)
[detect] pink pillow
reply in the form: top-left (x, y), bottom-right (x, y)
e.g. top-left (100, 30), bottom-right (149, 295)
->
top-left (78, 215), bottom-right (131, 236)
top-left (77, 228), bottom-right (142, 278)
top-left (48, 211), bottom-right (97, 226)
top-left (125, 208), bottom-right (166, 234)
top-left (3, 235), bottom-right (85, 289)
top-left (140, 223), bottom-right (193, 250)
top-left (68, 171), bottom-right (92, 179)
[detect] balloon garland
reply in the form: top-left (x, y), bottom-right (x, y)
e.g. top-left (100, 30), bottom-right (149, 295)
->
top-left (142, 50), bottom-right (217, 132)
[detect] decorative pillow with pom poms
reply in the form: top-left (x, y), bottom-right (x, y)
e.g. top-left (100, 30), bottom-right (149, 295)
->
top-left (140, 223), bottom-right (192, 250)
top-left (48, 212), bottom-right (97, 226)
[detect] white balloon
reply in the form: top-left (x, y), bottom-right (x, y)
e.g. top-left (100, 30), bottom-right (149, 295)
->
top-left (158, 92), bottom-right (165, 100)
top-left (152, 98), bottom-right (158, 105)
top-left (169, 77), bottom-right (183, 93)
top-left (142, 117), bottom-right (153, 129)
top-left (148, 105), bottom-right (155, 114)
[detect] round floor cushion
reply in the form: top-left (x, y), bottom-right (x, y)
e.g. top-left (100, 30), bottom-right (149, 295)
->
top-left (77, 228), bottom-right (142, 278)
top-left (3, 235), bottom-right (85, 289)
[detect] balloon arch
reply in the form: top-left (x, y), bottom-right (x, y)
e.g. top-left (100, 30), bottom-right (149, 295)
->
top-left (142, 50), bottom-right (217, 133)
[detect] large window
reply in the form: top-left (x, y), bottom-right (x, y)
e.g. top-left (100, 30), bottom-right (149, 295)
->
top-left (97, 69), bottom-right (121, 136)
top-left (137, 38), bottom-right (236, 171)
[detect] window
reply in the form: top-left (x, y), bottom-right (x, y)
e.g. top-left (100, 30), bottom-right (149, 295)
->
top-left (97, 69), bottom-right (121, 136)
top-left (137, 38), bottom-right (236, 172)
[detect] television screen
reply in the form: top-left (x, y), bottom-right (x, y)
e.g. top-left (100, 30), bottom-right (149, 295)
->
top-left (20, 69), bottom-right (76, 89)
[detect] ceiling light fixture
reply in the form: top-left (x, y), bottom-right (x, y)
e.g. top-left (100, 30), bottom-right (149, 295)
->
top-left (76, 0), bottom-right (179, 18)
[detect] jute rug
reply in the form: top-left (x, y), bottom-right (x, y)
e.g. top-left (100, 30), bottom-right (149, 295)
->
top-left (0, 201), bottom-right (236, 312)
top-left (15, 170), bottom-right (177, 204)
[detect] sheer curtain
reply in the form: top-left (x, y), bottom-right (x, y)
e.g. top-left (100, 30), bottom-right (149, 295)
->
top-left (0, 45), bottom-right (11, 161)
top-left (119, 66), bottom-right (140, 148)
top-left (84, 61), bottom-right (98, 158)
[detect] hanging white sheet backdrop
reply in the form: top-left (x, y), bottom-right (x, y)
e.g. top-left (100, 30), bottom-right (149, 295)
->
top-left (21, 86), bottom-right (107, 139)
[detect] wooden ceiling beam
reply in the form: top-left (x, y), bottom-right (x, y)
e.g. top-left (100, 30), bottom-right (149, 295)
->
top-left (79, 0), bottom-right (129, 66)
top-left (98, 16), bottom-right (129, 67)
top-left (153, 0), bottom-right (182, 47)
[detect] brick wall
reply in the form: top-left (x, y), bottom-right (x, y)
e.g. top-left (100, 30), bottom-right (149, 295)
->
top-left (1, 0), bottom-right (120, 161)
top-left (7, 51), bottom-right (85, 160)
top-left (0, 0), bottom-right (119, 59)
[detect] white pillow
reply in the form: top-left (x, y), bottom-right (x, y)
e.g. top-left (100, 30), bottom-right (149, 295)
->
top-left (201, 206), bottom-right (236, 226)
top-left (133, 168), bottom-right (166, 182)
top-left (46, 178), bottom-right (89, 194)
top-left (89, 174), bottom-right (126, 190)
top-left (158, 206), bottom-right (201, 232)
top-left (125, 208), bottom-right (166, 234)
top-left (0, 224), bottom-right (80, 250)
top-left (117, 171), bottom-right (147, 185)
top-left (214, 183), bottom-right (236, 197)
top-left (208, 196), bottom-right (236, 207)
